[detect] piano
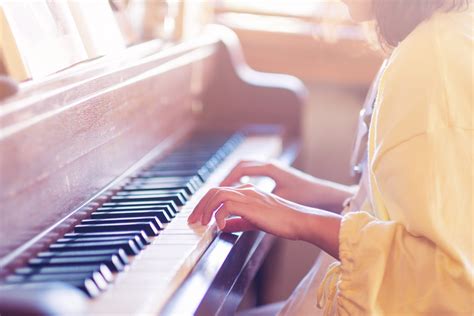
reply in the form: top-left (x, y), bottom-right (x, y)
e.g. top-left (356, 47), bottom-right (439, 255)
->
top-left (0, 25), bottom-right (305, 315)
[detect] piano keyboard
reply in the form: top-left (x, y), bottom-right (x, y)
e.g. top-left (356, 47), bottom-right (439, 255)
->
top-left (1, 132), bottom-right (283, 315)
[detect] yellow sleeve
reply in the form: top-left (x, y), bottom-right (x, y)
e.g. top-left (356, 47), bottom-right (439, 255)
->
top-left (334, 11), bottom-right (473, 315)
top-left (336, 101), bottom-right (473, 316)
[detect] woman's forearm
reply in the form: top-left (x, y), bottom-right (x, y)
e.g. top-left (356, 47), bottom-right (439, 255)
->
top-left (294, 208), bottom-right (342, 259)
top-left (303, 177), bottom-right (355, 213)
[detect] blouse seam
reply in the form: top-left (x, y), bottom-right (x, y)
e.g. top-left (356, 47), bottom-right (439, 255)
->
top-left (432, 13), bottom-right (453, 128)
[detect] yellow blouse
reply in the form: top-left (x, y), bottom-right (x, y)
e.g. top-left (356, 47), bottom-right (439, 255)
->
top-left (335, 9), bottom-right (473, 315)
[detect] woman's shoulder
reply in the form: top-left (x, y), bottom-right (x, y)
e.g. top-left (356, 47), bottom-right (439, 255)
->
top-left (378, 7), bottom-right (472, 132)
top-left (432, 6), bottom-right (473, 39)
top-left (387, 7), bottom-right (472, 74)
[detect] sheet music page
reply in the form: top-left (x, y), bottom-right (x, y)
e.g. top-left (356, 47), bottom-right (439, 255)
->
top-left (67, 0), bottom-right (126, 58)
top-left (0, 0), bottom-right (87, 81)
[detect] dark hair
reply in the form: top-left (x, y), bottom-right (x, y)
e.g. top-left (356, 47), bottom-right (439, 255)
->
top-left (373, 0), bottom-right (470, 48)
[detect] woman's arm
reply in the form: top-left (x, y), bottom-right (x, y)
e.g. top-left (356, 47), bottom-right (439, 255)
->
top-left (297, 208), bottom-right (342, 259)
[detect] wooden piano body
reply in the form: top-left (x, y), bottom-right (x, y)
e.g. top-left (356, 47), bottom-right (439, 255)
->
top-left (0, 25), bottom-right (305, 315)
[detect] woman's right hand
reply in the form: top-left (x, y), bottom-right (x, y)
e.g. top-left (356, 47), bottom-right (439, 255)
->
top-left (220, 160), bottom-right (318, 206)
top-left (220, 160), bottom-right (354, 212)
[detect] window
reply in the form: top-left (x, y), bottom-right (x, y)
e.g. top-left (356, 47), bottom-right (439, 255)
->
top-left (216, 0), bottom-right (351, 21)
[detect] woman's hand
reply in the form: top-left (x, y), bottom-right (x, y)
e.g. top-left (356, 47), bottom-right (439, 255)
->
top-left (220, 160), bottom-right (317, 203)
top-left (187, 183), bottom-right (343, 259)
top-left (188, 184), bottom-right (303, 239)
top-left (220, 160), bottom-right (353, 212)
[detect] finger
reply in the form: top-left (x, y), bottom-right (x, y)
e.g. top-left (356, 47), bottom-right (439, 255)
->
top-left (214, 203), bottom-right (231, 230)
top-left (188, 187), bottom-right (219, 223)
top-left (201, 188), bottom-right (247, 225)
top-left (191, 186), bottom-right (241, 223)
top-left (189, 184), bottom-right (257, 224)
top-left (220, 162), bottom-right (273, 186)
top-left (215, 200), bottom-right (253, 230)
top-left (214, 201), bottom-right (248, 230)
top-left (236, 183), bottom-right (254, 189)
top-left (197, 187), bottom-right (234, 224)
top-left (236, 184), bottom-right (266, 200)
top-left (221, 217), bottom-right (258, 233)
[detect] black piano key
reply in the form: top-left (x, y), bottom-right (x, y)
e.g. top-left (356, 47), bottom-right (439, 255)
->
top-left (15, 264), bottom-right (113, 282)
top-left (147, 160), bottom-right (206, 168)
top-left (133, 175), bottom-right (202, 183)
top-left (37, 248), bottom-right (126, 259)
top-left (172, 138), bottom-right (224, 146)
top-left (7, 271), bottom-right (108, 291)
top-left (56, 236), bottom-right (145, 251)
top-left (170, 145), bottom-right (224, 153)
top-left (113, 191), bottom-right (189, 205)
top-left (29, 255), bottom-right (125, 273)
top-left (64, 231), bottom-right (150, 245)
top-left (102, 200), bottom-right (178, 214)
top-left (126, 177), bottom-right (195, 185)
top-left (115, 189), bottom-right (189, 201)
top-left (138, 169), bottom-right (206, 179)
top-left (97, 205), bottom-right (175, 218)
top-left (204, 161), bottom-right (220, 171)
top-left (91, 210), bottom-right (171, 224)
top-left (161, 152), bottom-right (215, 160)
top-left (155, 158), bottom-right (219, 171)
top-left (36, 249), bottom-right (129, 273)
top-left (123, 183), bottom-right (195, 195)
top-left (212, 149), bottom-right (229, 159)
top-left (75, 222), bottom-right (160, 237)
top-left (99, 202), bottom-right (175, 210)
top-left (110, 193), bottom-right (186, 206)
top-left (148, 164), bottom-right (211, 174)
top-left (50, 239), bottom-right (139, 256)
top-left (3, 279), bottom-right (100, 298)
top-left (129, 178), bottom-right (201, 193)
top-left (139, 169), bottom-right (209, 182)
top-left (81, 217), bottom-right (164, 231)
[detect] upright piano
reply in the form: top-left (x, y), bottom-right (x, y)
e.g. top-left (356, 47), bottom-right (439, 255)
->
top-left (0, 25), bottom-right (305, 315)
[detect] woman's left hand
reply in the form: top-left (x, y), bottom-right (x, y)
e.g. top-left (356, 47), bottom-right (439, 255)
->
top-left (187, 184), bottom-right (304, 240)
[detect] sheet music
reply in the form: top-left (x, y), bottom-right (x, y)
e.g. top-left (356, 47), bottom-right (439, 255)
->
top-left (67, 0), bottom-right (125, 58)
top-left (0, 0), bottom-right (87, 80)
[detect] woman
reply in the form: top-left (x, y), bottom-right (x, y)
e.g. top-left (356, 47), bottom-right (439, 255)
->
top-left (189, 0), bottom-right (473, 314)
